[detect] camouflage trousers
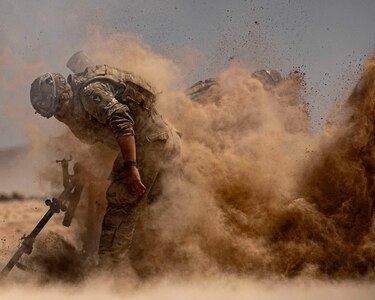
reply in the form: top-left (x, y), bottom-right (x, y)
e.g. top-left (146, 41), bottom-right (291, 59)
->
top-left (98, 129), bottom-right (181, 270)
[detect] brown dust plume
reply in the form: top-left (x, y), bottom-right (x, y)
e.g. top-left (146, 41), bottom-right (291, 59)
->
top-left (2, 34), bottom-right (375, 292)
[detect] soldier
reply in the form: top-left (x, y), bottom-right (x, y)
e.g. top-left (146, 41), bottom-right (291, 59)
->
top-left (29, 65), bottom-right (181, 272)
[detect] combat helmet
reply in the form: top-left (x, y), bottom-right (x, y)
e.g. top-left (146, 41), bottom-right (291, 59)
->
top-left (251, 69), bottom-right (282, 90)
top-left (30, 72), bottom-right (67, 118)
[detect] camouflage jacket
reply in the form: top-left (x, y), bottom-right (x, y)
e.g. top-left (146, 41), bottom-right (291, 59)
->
top-left (65, 65), bottom-right (171, 150)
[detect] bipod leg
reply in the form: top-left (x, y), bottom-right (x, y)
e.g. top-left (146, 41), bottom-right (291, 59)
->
top-left (0, 198), bottom-right (66, 279)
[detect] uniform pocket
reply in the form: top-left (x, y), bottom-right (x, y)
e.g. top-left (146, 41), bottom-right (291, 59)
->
top-left (99, 203), bottom-right (138, 252)
top-left (145, 131), bottom-right (169, 143)
top-left (106, 180), bottom-right (139, 204)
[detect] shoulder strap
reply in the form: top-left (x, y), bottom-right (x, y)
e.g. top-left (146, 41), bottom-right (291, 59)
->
top-left (80, 65), bottom-right (156, 94)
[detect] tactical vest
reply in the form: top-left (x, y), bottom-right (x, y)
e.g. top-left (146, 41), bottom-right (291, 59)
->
top-left (68, 65), bottom-right (172, 149)
top-left (77, 64), bottom-right (157, 111)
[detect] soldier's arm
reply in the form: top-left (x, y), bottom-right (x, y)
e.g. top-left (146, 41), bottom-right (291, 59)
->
top-left (81, 82), bottom-right (146, 195)
top-left (81, 82), bottom-right (135, 137)
top-left (116, 135), bottom-right (146, 195)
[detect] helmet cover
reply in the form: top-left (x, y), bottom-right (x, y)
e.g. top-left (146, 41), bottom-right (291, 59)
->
top-left (30, 72), bottom-right (66, 118)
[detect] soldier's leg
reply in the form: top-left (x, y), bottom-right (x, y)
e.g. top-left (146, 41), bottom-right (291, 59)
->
top-left (98, 146), bottom-right (165, 270)
top-left (99, 182), bottom-right (139, 269)
top-left (98, 132), bottom-right (181, 271)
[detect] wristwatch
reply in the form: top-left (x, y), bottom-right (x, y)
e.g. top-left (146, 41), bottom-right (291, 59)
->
top-left (124, 160), bottom-right (137, 167)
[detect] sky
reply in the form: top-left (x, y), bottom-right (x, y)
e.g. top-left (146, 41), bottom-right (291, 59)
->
top-left (0, 0), bottom-right (374, 149)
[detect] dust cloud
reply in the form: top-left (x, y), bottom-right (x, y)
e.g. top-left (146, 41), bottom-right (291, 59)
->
top-left (1, 32), bottom-right (375, 298)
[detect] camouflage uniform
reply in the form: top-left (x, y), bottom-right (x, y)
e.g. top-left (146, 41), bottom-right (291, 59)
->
top-left (64, 65), bottom-right (181, 268)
